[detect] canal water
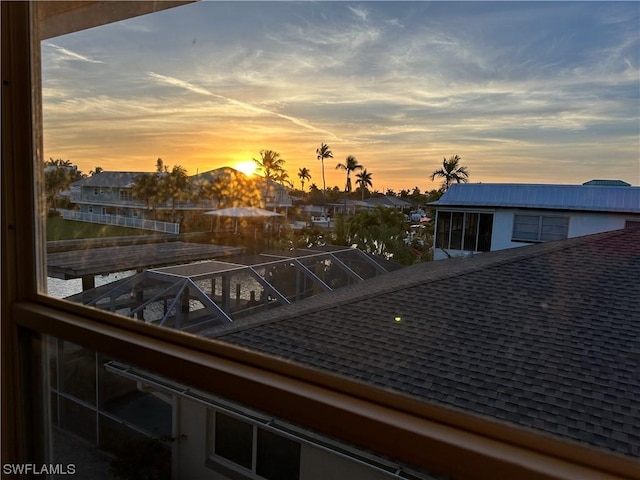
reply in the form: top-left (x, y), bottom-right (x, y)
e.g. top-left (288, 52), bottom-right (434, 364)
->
top-left (47, 271), bottom-right (136, 299)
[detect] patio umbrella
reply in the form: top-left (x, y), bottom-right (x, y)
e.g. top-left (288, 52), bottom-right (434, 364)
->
top-left (203, 207), bottom-right (283, 233)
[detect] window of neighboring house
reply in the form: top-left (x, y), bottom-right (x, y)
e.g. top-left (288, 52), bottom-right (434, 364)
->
top-left (512, 214), bottom-right (569, 242)
top-left (212, 411), bottom-right (300, 480)
top-left (119, 189), bottom-right (132, 201)
top-left (93, 188), bottom-right (99, 195)
top-left (435, 211), bottom-right (451, 249)
top-left (449, 212), bottom-right (464, 250)
top-left (436, 211), bottom-right (493, 252)
top-left (477, 214), bottom-right (493, 252)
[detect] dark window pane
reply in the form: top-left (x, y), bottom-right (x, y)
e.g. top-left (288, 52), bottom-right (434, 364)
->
top-left (478, 214), bottom-right (493, 252)
top-left (463, 213), bottom-right (479, 251)
top-left (435, 212), bottom-right (451, 248)
top-left (50, 392), bottom-right (59, 427)
top-left (513, 215), bottom-right (540, 241)
top-left (59, 397), bottom-right (96, 444)
top-left (450, 212), bottom-right (464, 250)
top-left (59, 341), bottom-right (96, 405)
top-left (256, 428), bottom-right (300, 480)
top-left (540, 216), bottom-right (569, 241)
top-left (214, 412), bottom-right (253, 470)
top-left (100, 415), bottom-right (172, 479)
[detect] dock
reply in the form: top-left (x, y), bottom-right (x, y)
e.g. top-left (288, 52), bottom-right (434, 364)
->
top-left (47, 241), bottom-right (244, 289)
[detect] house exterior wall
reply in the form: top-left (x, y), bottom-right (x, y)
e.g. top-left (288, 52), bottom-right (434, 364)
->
top-left (299, 446), bottom-right (393, 480)
top-left (434, 207), bottom-right (638, 260)
top-left (175, 399), bottom-right (211, 480)
top-left (173, 397), bottom-right (407, 480)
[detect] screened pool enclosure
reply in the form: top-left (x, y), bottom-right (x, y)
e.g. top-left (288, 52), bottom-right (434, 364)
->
top-left (68, 246), bottom-right (397, 335)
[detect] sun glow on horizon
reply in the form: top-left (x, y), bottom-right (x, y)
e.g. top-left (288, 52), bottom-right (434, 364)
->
top-left (234, 160), bottom-right (258, 177)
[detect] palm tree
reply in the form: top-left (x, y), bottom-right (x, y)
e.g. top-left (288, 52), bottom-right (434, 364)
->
top-left (132, 172), bottom-right (160, 218)
top-left (336, 155), bottom-right (363, 213)
top-left (355, 169), bottom-right (373, 200)
top-left (253, 150), bottom-right (287, 206)
top-left (316, 143), bottom-right (333, 204)
top-left (43, 159), bottom-right (83, 211)
top-left (430, 155), bottom-right (469, 191)
top-left (275, 169), bottom-right (293, 188)
top-left (254, 150), bottom-right (286, 181)
top-left (89, 166), bottom-right (103, 176)
top-left (162, 164), bottom-right (189, 222)
top-left (298, 167), bottom-right (311, 195)
top-left (336, 155), bottom-right (362, 193)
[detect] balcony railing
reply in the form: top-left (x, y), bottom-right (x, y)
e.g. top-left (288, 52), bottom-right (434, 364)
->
top-left (61, 210), bottom-right (180, 234)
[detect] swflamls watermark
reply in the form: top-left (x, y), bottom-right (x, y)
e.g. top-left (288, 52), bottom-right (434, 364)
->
top-left (2, 464), bottom-right (76, 476)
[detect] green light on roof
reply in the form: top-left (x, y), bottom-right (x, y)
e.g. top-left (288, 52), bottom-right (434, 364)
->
top-left (394, 315), bottom-right (402, 322)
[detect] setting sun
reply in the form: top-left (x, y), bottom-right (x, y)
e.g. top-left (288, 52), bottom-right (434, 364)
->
top-left (234, 160), bottom-right (258, 177)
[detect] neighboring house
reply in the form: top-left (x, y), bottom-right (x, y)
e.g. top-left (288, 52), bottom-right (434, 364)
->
top-left (429, 182), bottom-right (640, 260)
top-left (68, 168), bottom-right (295, 230)
top-left (256, 177), bottom-right (294, 209)
top-left (363, 195), bottom-right (412, 210)
top-left (59, 228), bottom-right (640, 478)
top-left (192, 167), bottom-right (293, 210)
top-left (70, 171), bottom-right (148, 217)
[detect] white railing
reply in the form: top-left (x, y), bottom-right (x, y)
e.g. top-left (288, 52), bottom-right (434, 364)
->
top-left (61, 210), bottom-right (180, 234)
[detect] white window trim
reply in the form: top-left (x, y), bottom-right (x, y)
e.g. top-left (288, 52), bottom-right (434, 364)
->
top-left (2, 3), bottom-right (637, 479)
top-left (512, 213), bottom-right (569, 243)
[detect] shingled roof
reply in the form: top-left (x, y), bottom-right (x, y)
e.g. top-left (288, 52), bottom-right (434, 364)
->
top-left (207, 227), bottom-right (640, 458)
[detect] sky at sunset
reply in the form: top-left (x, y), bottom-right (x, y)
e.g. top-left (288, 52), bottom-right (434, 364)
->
top-left (42, 1), bottom-right (640, 192)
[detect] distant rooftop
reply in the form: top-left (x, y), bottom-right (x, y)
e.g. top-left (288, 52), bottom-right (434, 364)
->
top-left (364, 196), bottom-right (412, 208)
top-left (429, 183), bottom-right (640, 214)
top-left (582, 179), bottom-right (631, 187)
top-left (71, 171), bottom-right (149, 188)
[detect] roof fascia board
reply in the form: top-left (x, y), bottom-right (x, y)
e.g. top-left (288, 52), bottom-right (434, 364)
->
top-left (38, 1), bottom-right (195, 40)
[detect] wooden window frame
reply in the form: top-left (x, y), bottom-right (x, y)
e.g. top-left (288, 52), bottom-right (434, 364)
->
top-left (2, 3), bottom-right (637, 479)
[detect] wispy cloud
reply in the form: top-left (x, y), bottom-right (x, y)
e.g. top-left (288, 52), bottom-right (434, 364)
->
top-left (44, 43), bottom-right (104, 64)
top-left (147, 71), bottom-right (341, 140)
top-left (41, 2), bottom-right (640, 188)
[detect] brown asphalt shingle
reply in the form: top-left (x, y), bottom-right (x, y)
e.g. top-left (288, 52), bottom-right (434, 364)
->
top-left (207, 227), bottom-right (640, 458)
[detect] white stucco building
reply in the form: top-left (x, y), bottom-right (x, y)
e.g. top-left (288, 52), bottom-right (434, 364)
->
top-left (429, 181), bottom-right (640, 260)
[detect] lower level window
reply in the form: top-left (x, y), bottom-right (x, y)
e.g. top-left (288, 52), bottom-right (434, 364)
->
top-left (213, 411), bottom-right (300, 480)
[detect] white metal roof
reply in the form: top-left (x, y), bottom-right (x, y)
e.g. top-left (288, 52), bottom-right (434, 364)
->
top-left (430, 183), bottom-right (640, 213)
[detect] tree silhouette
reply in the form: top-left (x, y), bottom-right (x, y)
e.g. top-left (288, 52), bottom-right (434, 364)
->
top-left (430, 155), bottom-right (469, 191)
top-left (253, 150), bottom-right (288, 202)
top-left (355, 169), bottom-right (373, 200)
top-left (44, 158), bottom-right (83, 212)
top-left (336, 155), bottom-right (362, 213)
top-left (316, 143), bottom-right (333, 205)
top-left (161, 165), bottom-right (189, 222)
top-left (298, 167), bottom-right (311, 195)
